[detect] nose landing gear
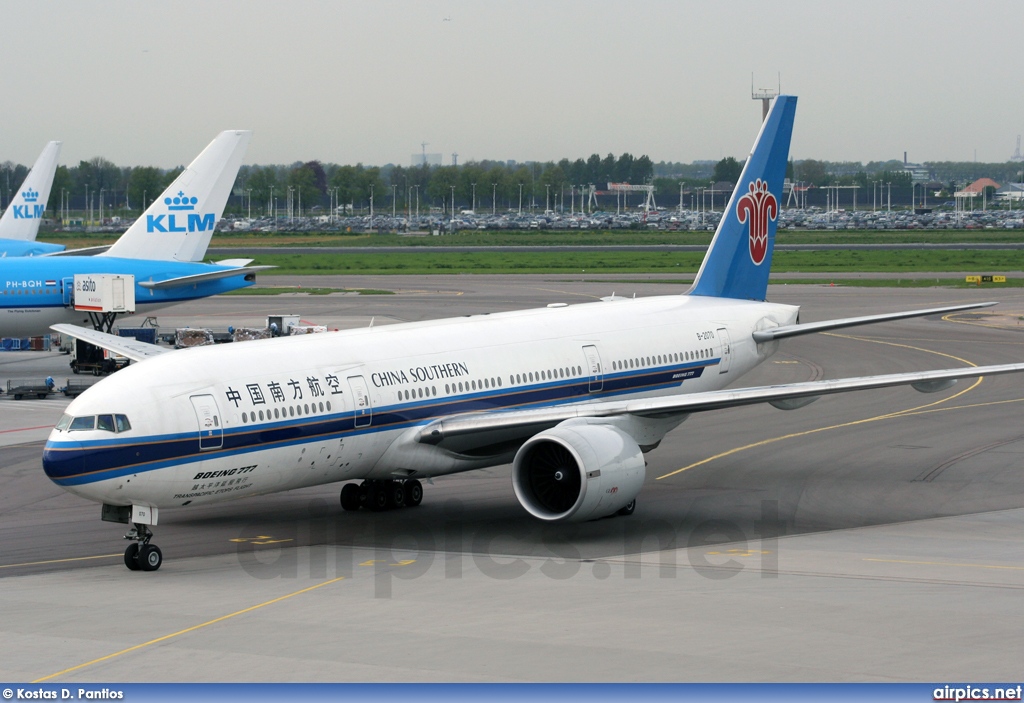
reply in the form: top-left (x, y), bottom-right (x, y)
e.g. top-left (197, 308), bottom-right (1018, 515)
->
top-left (123, 523), bottom-right (162, 571)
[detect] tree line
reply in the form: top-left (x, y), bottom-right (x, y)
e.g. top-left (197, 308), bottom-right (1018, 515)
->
top-left (0, 152), bottom-right (1020, 215)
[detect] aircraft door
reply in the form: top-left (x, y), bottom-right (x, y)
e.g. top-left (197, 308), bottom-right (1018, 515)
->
top-left (717, 328), bottom-right (732, 374)
top-left (190, 394), bottom-right (223, 450)
top-left (61, 277), bottom-right (74, 307)
top-left (347, 375), bottom-right (372, 428)
top-left (582, 344), bottom-right (604, 393)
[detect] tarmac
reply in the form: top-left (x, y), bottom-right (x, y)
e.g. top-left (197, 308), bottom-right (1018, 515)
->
top-left (2, 275), bottom-right (1024, 682)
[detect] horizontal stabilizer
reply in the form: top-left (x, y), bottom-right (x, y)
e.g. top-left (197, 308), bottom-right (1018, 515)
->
top-left (751, 302), bottom-right (997, 343)
top-left (138, 265), bottom-right (275, 290)
top-left (51, 324), bottom-right (168, 362)
top-left (43, 245), bottom-right (112, 257)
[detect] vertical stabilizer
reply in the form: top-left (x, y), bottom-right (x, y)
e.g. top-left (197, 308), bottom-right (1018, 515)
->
top-left (101, 130), bottom-right (251, 262)
top-left (0, 141), bottom-right (62, 242)
top-left (689, 96), bottom-right (797, 300)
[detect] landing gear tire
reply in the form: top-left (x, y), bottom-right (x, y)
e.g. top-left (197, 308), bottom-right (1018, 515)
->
top-left (404, 479), bottom-right (423, 507)
top-left (123, 523), bottom-right (160, 572)
top-left (124, 543), bottom-right (141, 571)
top-left (617, 499), bottom-right (636, 517)
top-left (368, 485), bottom-right (389, 512)
top-left (340, 483), bottom-right (361, 511)
top-left (138, 544), bottom-right (163, 571)
top-left (387, 482), bottom-right (405, 508)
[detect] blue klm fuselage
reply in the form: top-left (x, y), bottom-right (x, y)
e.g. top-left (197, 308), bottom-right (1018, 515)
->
top-left (0, 256), bottom-right (256, 338)
top-left (0, 238), bottom-right (65, 257)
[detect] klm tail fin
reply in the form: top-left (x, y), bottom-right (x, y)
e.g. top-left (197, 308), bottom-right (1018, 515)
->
top-left (0, 141), bottom-right (62, 242)
top-left (101, 130), bottom-right (251, 262)
top-left (689, 96), bottom-right (797, 301)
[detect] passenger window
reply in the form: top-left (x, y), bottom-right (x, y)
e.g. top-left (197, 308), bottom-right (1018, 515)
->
top-left (96, 415), bottom-right (115, 432)
top-left (69, 416), bottom-right (95, 431)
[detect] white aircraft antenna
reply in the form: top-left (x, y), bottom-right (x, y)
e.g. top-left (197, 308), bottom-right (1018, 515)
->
top-left (369, 317), bottom-right (375, 328)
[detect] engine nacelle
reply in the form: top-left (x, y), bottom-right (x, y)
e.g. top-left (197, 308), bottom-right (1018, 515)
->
top-left (512, 422), bottom-right (645, 522)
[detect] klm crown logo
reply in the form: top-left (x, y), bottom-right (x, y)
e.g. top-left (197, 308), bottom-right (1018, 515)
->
top-left (12, 188), bottom-right (44, 219)
top-left (146, 190), bottom-right (214, 234)
top-left (165, 191), bottom-right (198, 211)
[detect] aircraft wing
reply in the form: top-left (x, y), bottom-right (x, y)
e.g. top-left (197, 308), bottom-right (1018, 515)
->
top-left (43, 245), bottom-right (112, 257)
top-left (50, 324), bottom-right (169, 362)
top-left (138, 265), bottom-right (275, 290)
top-left (751, 302), bottom-right (996, 342)
top-left (417, 362), bottom-right (1024, 452)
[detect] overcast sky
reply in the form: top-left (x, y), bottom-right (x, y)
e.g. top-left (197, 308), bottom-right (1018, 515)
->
top-left (0, 0), bottom-right (1020, 169)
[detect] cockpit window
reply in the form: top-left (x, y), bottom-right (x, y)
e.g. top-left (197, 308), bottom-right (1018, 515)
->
top-left (68, 416), bottom-right (96, 431)
top-left (60, 414), bottom-right (132, 433)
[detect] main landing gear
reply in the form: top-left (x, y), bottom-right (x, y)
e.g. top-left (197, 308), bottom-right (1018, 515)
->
top-left (340, 479), bottom-right (423, 512)
top-left (123, 523), bottom-right (163, 571)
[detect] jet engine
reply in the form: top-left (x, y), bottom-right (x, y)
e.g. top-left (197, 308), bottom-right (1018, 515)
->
top-left (512, 422), bottom-right (645, 522)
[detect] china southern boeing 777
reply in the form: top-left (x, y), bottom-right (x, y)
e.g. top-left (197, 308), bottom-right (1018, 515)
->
top-left (44, 96), bottom-right (1024, 572)
top-left (0, 130), bottom-right (265, 338)
top-left (0, 140), bottom-right (62, 257)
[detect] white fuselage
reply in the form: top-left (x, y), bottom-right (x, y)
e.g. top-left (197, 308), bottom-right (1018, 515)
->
top-left (42, 294), bottom-right (799, 511)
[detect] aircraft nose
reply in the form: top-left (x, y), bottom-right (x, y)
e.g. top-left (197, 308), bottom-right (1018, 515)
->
top-left (42, 438), bottom-right (82, 484)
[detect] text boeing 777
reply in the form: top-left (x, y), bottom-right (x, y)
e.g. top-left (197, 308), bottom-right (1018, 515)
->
top-left (0, 130), bottom-right (266, 338)
top-left (44, 96), bottom-right (1024, 572)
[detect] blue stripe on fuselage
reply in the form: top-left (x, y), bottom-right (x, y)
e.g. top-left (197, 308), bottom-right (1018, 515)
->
top-left (43, 361), bottom-right (712, 486)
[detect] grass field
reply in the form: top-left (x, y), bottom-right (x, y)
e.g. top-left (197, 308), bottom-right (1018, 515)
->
top-left (38, 228), bottom-right (1024, 250)
top-left (248, 249), bottom-right (1024, 276)
top-left (34, 229), bottom-right (1024, 282)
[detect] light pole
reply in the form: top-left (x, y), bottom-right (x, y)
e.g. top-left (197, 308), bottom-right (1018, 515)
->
top-left (369, 184), bottom-right (374, 219)
top-left (545, 183), bottom-right (551, 213)
top-left (471, 182), bottom-right (476, 213)
top-left (392, 184), bottom-right (397, 219)
top-left (99, 189), bottom-right (105, 225)
top-left (414, 185), bottom-right (420, 219)
top-left (246, 189), bottom-right (252, 220)
top-left (492, 183), bottom-right (497, 215)
top-left (518, 183), bottom-right (523, 215)
top-left (450, 185), bottom-right (455, 233)
top-left (269, 185), bottom-right (274, 220)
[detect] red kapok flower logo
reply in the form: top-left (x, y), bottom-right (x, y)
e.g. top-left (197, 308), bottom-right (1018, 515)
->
top-left (736, 178), bottom-right (778, 265)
